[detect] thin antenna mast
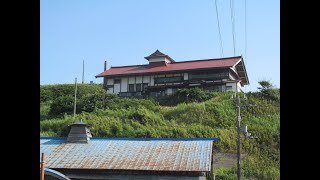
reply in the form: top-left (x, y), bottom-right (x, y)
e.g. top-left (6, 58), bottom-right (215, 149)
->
top-left (82, 60), bottom-right (84, 84)
top-left (73, 77), bottom-right (78, 121)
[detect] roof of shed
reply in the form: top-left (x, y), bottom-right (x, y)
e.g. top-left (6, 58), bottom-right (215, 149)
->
top-left (40, 137), bottom-right (218, 172)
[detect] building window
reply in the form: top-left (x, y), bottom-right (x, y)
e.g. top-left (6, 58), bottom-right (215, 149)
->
top-left (209, 86), bottom-right (222, 92)
top-left (129, 84), bottom-right (135, 92)
top-left (189, 71), bottom-right (228, 80)
top-left (106, 85), bottom-right (114, 89)
top-left (154, 76), bottom-right (183, 84)
top-left (114, 79), bottom-right (121, 84)
top-left (136, 84), bottom-right (142, 92)
top-left (226, 86), bottom-right (233, 91)
top-left (142, 83), bottom-right (148, 91)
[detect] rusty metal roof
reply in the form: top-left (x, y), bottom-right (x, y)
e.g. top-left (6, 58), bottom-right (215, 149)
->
top-left (40, 137), bottom-right (218, 172)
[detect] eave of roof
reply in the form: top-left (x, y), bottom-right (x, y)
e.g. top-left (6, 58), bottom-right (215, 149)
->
top-left (95, 56), bottom-right (242, 78)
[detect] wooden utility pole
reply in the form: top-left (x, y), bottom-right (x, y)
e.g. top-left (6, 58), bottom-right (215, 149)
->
top-left (236, 95), bottom-right (241, 180)
top-left (40, 153), bottom-right (46, 180)
top-left (231, 93), bottom-right (256, 180)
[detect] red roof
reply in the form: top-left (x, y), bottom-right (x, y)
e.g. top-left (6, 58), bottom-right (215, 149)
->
top-left (96, 56), bottom-right (242, 77)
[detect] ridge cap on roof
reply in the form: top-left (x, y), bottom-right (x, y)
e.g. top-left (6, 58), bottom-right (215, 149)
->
top-left (173, 56), bottom-right (242, 64)
top-left (109, 64), bottom-right (148, 68)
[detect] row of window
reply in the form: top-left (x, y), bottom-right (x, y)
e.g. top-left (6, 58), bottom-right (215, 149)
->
top-left (189, 71), bottom-right (228, 80)
top-left (129, 83), bottom-right (148, 92)
top-left (154, 76), bottom-right (183, 84)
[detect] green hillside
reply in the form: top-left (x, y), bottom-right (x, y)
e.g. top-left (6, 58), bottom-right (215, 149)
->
top-left (40, 84), bottom-right (280, 179)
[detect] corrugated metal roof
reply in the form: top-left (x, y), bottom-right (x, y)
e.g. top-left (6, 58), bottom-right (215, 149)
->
top-left (40, 137), bottom-right (218, 172)
top-left (95, 56), bottom-right (242, 78)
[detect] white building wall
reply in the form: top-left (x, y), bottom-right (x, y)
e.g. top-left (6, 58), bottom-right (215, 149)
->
top-left (148, 57), bottom-right (165, 63)
top-left (136, 76), bottom-right (142, 84)
top-left (221, 85), bottom-right (226, 91)
top-left (148, 57), bottom-right (171, 63)
top-left (107, 88), bottom-right (113, 93)
top-left (150, 75), bottom-right (154, 86)
top-left (143, 76), bottom-right (150, 83)
top-left (237, 82), bottom-right (243, 92)
top-left (121, 78), bottom-right (128, 92)
top-left (167, 88), bottom-right (173, 95)
top-left (184, 73), bottom-right (188, 80)
top-left (114, 84), bottom-right (120, 94)
top-left (226, 82), bottom-right (237, 92)
top-left (107, 78), bottom-right (114, 85)
top-left (129, 77), bottom-right (135, 84)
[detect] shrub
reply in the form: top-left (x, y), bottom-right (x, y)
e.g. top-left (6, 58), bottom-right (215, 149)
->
top-left (40, 84), bottom-right (103, 103)
top-left (49, 95), bottom-right (75, 116)
top-left (156, 87), bottom-right (218, 106)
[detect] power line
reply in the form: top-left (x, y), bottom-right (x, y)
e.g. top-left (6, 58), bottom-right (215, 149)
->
top-left (214, 0), bottom-right (224, 57)
top-left (230, 0), bottom-right (236, 56)
top-left (245, 0), bottom-right (247, 62)
top-left (244, 0), bottom-right (248, 93)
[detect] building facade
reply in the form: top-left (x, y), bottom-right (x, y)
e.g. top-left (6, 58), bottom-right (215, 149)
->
top-left (95, 50), bottom-right (249, 97)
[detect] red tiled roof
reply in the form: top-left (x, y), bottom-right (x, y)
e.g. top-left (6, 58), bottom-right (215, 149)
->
top-left (96, 56), bottom-right (242, 78)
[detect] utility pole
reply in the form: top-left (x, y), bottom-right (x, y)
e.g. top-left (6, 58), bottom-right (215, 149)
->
top-left (236, 94), bottom-right (241, 180)
top-left (40, 153), bottom-right (45, 180)
top-left (231, 93), bottom-right (255, 180)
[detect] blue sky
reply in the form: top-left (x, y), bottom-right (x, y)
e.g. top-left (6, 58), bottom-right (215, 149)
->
top-left (40, 0), bottom-right (279, 92)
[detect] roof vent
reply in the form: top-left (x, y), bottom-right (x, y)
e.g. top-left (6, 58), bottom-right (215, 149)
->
top-left (67, 120), bottom-right (92, 143)
top-left (144, 49), bottom-right (175, 64)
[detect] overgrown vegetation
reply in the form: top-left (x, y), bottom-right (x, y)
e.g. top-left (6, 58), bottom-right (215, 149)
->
top-left (40, 83), bottom-right (280, 179)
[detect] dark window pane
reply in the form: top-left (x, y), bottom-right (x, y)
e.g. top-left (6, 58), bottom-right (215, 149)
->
top-left (142, 83), bottom-right (148, 91)
top-left (129, 84), bottom-right (135, 92)
top-left (114, 79), bottom-right (121, 84)
top-left (136, 84), bottom-right (142, 92)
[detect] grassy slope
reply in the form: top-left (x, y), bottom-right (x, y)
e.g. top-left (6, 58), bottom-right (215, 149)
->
top-left (40, 85), bottom-right (280, 179)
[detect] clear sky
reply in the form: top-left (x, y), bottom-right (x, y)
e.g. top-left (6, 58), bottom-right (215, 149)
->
top-left (40, 0), bottom-right (279, 92)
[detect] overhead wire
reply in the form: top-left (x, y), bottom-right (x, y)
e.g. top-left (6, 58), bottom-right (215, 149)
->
top-left (214, 0), bottom-right (224, 57)
top-left (230, 0), bottom-right (236, 56)
top-left (244, 0), bottom-right (248, 92)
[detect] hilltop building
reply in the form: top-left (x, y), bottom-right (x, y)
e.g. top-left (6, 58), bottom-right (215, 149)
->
top-left (95, 50), bottom-right (249, 97)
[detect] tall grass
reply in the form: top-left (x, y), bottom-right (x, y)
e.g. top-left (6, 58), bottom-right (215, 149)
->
top-left (40, 88), bottom-right (279, 180)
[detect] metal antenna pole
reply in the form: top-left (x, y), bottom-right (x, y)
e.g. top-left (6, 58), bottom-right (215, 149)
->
top-left (82, 60), bottom-right (84, 84)
top-left (73, 77), bottom-right (77, 121)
